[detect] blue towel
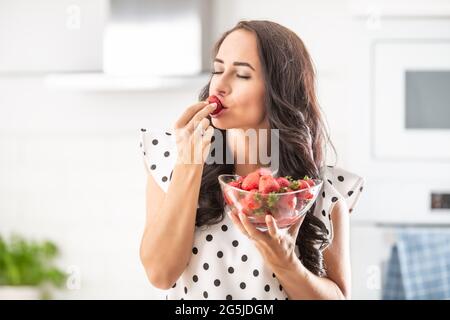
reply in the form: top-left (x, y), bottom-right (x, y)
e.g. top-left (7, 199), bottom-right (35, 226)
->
top-left (383, 228), bottom-right (450, 300)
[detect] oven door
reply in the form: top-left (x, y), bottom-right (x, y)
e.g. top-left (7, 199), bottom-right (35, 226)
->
top-left (373, 40), bottom-right (450, 160)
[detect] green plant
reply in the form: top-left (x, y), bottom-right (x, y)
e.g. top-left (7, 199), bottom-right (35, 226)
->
top-left (0, 234), bottom-right (67, 288)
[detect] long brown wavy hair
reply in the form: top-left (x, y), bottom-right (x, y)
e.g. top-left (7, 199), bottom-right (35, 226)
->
top-left (196, 20), bottom-right (333, 277)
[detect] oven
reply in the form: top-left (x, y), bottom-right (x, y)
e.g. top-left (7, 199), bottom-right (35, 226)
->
top-left (372, 40), bottom-right (450, 160)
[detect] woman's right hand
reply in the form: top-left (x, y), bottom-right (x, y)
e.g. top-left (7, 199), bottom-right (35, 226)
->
top-left (173, 100), bottom-right (217, 165)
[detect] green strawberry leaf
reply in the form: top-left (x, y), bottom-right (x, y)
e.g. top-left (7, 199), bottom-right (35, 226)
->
top-left (253, 207), bottom-right (266, 216)
top-left (267, 192), bottom-right (280, 208)
top-left (289, 180), bottom-right (300, 190)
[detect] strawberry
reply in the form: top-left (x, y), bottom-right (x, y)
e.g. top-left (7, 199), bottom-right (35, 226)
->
top-left (276, 177), bottom-right (291, 188)
top-left (241, 172), bottom-right (260, 191)
top-left (288, 179), bottom-right (308, 190)
top-left (259, 175), bottom-right (281, 194)
top-left (298, 191), bottom-right (314, 200)
top-left (297, 181), bottom-right (314, 200)
top-left (241, 190), bottom-right (262, 212)
top-left (228, 180), bottom-right (241, 189)
top-left (278, 188), bottom-right (297, 210)
top-left (303, 176), bottom-right (315, 187)
top-left (297, 180), bottom-right (310, 190)
top-left (207, 95), bottom-right (224, 115)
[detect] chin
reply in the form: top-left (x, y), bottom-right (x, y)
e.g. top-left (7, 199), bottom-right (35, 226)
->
top-left (211, 118), bottom-right (231, 130)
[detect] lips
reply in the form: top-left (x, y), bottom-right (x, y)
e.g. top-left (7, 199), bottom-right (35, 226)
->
top-left (207, 95), bottom-right (227, 115)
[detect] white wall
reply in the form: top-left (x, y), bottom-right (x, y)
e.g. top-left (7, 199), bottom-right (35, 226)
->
top-left (0, 75), bottom-right (200, 299)
top-left (1, 0), bottom-right (449, 299)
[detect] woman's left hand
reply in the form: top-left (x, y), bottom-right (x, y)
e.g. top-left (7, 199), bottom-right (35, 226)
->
top-left (228, 209), bottom-right (305, 271)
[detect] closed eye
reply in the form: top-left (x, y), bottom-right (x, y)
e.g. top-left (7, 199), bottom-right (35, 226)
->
top-left (211, 71), bottom-right (251, 80)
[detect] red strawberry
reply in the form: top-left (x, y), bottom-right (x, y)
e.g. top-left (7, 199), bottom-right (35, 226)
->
top-left (299, 191), bottom-right (314, 200)
top-left (288, 179), bottom-right (308, 190)
top-left (241, 172), bottom-right (260, 191)
top-left (297, 182), bottom-right (314, 200)
top-left (276, 177), bottom-right (290, 188)
top-left (304, 176), bottom-right (315, 187)
top-left (228, 180), bottom-right (241, 189)
top-left (259, 175), bottom-right (281, 194)
top-left (278, 188), bottom-right (297, 211)
top-left (207, 95), bottom-right (224, 115)
top-left (241, 190), bottom-right (262, 212)
top-left (297, 180), bottom-right (310, 190)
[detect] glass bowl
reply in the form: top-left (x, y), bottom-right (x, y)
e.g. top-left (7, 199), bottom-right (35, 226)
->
top-left (218, 174), bottom-right (323, 231)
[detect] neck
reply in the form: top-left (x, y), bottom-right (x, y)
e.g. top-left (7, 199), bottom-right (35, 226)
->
top-left (227, 120), bottom-right (272, 177)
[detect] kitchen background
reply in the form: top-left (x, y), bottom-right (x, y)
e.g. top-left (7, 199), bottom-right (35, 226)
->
top-left (1, 0), bottom-right (449, 299)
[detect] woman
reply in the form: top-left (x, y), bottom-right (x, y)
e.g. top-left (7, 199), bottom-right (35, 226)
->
top-left (139, 20), bottom-right (364, 300)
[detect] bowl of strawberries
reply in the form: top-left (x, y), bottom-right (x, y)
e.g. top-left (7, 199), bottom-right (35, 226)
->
top-left (218, 168), bottom-right (323, 231)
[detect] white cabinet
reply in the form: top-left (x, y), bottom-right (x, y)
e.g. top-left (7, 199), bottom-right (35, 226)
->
top-left (0, 0), bottom-right (107, 72)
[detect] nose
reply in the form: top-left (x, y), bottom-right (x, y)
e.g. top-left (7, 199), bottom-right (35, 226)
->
top-left (210, 74), bottom-right (231, 97)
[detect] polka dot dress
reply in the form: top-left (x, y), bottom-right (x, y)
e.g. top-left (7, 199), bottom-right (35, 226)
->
top-left (139, 129), bottom-right (364, 300)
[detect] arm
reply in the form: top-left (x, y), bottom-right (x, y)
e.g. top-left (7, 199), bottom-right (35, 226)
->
top-left (139, 163), bottom-right (204, 290)
top-left (273, 199), bottom-right (352, 299)
top-left (139, 101), bottom-right (217, 290)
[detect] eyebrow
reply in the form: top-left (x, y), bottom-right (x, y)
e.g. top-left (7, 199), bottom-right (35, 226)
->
top-left (213, 58), bottom-right (255, 71)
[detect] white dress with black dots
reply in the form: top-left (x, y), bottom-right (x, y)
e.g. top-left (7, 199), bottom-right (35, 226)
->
top-left (139, 128), bottom-right (364, 300)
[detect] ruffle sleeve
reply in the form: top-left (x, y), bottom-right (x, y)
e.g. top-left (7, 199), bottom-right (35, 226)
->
top-left (139, 128), bottom-right (178, 193)
top-left (312, 166), bottom-right (365, 248)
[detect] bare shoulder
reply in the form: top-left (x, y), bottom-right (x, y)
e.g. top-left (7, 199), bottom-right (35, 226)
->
top-left (330, 198), bottom-right (350, 222)
top-left (323, 198), bottom-right (351, 254)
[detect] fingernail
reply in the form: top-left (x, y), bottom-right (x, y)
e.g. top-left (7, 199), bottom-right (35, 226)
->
top-left (210, 102), bottom-right (217, 109)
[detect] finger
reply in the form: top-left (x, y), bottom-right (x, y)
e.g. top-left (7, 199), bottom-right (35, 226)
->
top-left (186, 103), bottom-right (217, 133)
top-left (228, 210), bottom-right (250, 237)
top-left (201, 126), bottom-right (215, 159)
top-left (238, 212), bottom-right (263, 241)
top-left (174, 101), bottom-right (209, 129)
top-left (266, 215), bottom-right (280, 239)
top-left (192, 119), bottom-right (209, 149)
top-left (191, 122), bottom-right (214, 164)
top-left (202, 126), bottom-right (215, 147)
top-left (194, 117), bottom-right (210, 137)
